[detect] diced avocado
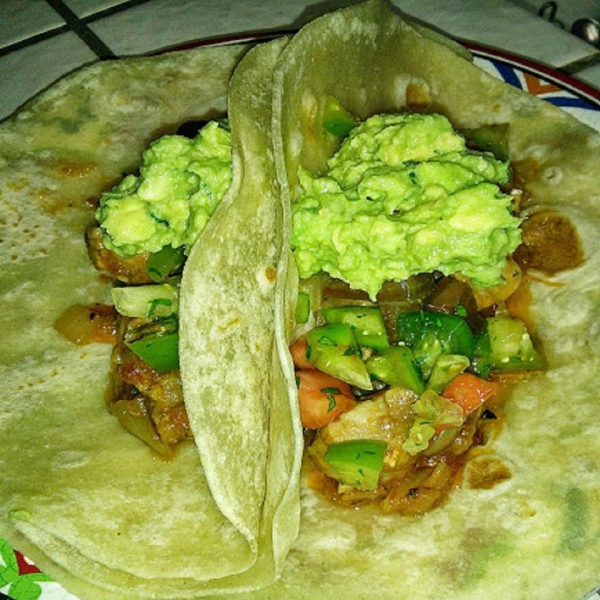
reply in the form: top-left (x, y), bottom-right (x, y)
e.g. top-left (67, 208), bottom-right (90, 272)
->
top-left (295, 292), bottom-right (311, 324)
top-left (471, 328), bottom-right (493, 378)
top-left (126, 330), bottom-right (179, 373)
top-left (396, 310), bottom-right (474, 379)
top-left (427, 354), bottom-right (470, 393)
top-left (365, 345), bottom-right (424, 394)
top-left (111, 283), bottom-right (179, 318)
top-left (147, 245), bottom-right (185, 282)
top-left (402, 419), bottom-right (436, 456)
top-left (461, 123), bottom-right (510, 161)
top-left (324, 439), bottom-right (387, 491)
top-left (322, 305), bottom-right (390, 350)
top-left (322, 96), bottom-right (358, 138)
top-left (474, 317), bottom-right (543, 373)
top-left (402, 390), bottom-right (464, 455)
top-left (306, 323), bottom-right (372, 389)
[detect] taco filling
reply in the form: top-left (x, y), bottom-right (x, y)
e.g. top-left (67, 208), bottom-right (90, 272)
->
top-left (286, 108), bottom-right (547, 515)
top-left (56, 119), bottom-right (233, 457)
top-left (61, 103), bottom-right (547, 514)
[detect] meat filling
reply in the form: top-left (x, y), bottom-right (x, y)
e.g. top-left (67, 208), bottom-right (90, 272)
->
top-left (106, 317), bottom-right (191, 457)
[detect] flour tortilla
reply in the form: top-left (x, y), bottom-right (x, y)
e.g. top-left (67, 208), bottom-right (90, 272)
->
top-left (2, 2), bottom-right (600, 599)
top-left (0, 39), bottom-right (301, 599)
top-left (258, 1), bottom-right (600, 599)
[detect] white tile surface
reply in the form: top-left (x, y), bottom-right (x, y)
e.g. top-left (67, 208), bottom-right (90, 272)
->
top-left (398, 0), bottom-right (599, 67)
top-left (575, 59), bottom-right (600, 88)
top-left (85, 0), bottom-right (600, 69)
top-left (0, 0), bottom-right (64, 49)
top-left (62, 0), bottom-right (137, 18)
top-left (0, 0), bottom-right (598, 123)
top-left (0, 33), bottom-right (97, 120)
top-left (87, 0), bottom-right (339, 55)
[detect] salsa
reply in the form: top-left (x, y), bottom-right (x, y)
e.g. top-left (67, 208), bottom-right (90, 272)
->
top-left (290, 267), bottom-right (541, 515)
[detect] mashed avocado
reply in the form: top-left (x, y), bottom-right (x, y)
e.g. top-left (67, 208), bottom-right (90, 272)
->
top-left (292, 113), bottom-right (522, 298)
top-left (96, 120), bottom-right (232, 257)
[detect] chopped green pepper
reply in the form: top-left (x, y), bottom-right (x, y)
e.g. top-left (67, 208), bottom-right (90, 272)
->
top-left (295, 292), bottom-right (311, 324)
top-left (472, 328), bottom-right (493, 378)
top-left (126, 322), bottom-right (179, 373)
top-left (147, 245), bottom-right (185, 282)
top-left (306, 322), bottom-right (372, 389)
top-left (461, 123), bottom-right (510, 161)
top-left (396, 310), bottom-right (474, 379)
top-left (472, 316), bottom-right (543, 375)
top-left (324, 439), bottom-right (387, 490)
top-left (322, 305), bottom-right (390, 350)
top-left (321, 95), bottom-right (358, 138)
top-left (365, 345), bottom-right (424, 394)
top-left (427, 354), bottom-right (470, 393)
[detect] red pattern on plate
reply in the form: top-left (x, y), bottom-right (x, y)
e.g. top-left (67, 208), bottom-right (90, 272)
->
top-left (1, 34), bottom-right (599, 600)
top-left (15, 551), bottom-right (42, 577)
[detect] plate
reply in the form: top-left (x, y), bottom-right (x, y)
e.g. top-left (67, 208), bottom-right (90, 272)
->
top-left (468, 41), bottom-right (600, 131)
top-left (1, 35), bottom-right (599, 600)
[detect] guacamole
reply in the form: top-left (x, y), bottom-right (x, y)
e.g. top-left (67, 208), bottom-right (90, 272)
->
top-left (96, 120), bottom-right (232, 257)
top-left (291, 113), bottom-right (522, 298)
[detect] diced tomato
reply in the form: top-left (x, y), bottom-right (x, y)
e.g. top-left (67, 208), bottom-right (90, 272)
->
top-left (442, 372), bottom-right (497, 414)
top-left (290, 336), bottom-right (314, 370)
top-left (296, 370), bottom-right (356, 429)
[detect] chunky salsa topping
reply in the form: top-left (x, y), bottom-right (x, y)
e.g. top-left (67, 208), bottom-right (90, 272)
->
top-left (291, 270), bottom-right (541, 515)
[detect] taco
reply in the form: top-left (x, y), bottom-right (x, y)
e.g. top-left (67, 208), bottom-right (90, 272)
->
top-left (255, 1), bottom-right (600, 599)
top-left (0, 37), bottom-right (302, 598)
top-left (1, 1), bottom-right (600, 599)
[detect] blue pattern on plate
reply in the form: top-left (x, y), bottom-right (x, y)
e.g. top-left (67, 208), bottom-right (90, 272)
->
top-left (489, 59), bottom-right (600, 112)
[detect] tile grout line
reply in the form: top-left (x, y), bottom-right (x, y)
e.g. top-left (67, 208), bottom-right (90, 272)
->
top-left (43, 0), bottom-right (116, 59)
top-left (0, 0), bottom-right (153, 60)
top-left (0, 25), bottom-right (70, 58)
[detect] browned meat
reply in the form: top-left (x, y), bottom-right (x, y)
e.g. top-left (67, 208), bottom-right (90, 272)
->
top-left (86, 227), bottom-right (153, 284)
top-left (106, 321), bottom-right (191, 458)
top-left (515, 209), bottom-right (584, 274)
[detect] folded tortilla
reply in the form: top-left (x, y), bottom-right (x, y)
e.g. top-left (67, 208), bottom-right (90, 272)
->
top-left (257, 2), bottom-right (600, 599)
top-left (0, 38), bottom-right (301, 598)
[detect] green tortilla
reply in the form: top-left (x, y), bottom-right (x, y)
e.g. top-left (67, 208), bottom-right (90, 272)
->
top-left (1, 1), bottom-right (600, 599)
top-left (0, 39), bottom-right (301, 598)
top-left (263, 1), bottom-right (600, 599)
